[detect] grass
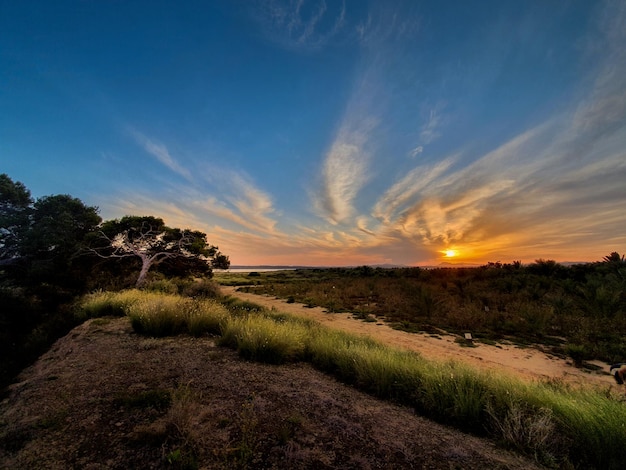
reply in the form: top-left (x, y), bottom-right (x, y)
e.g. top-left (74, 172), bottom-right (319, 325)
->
top-left (76, 289), bottom-right (146, 320)
top-left (219, 314), bottom-right (309, 364)
top-left (79, 290), bottom-right (230, 337)
top-left (79, 289), bottom-right (626, 469)
top-left (126, 384), bottom-right (201, 469)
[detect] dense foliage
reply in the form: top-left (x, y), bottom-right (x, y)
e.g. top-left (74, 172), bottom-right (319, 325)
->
top-left (224, 257), bottom-right (626, 364)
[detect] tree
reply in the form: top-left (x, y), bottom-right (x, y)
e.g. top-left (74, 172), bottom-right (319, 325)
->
top-left (1, 175), bottom-right (101, 288)
top-left (21, 194), bottom-right (101, 287)
top-left (0, 174), bottom-right (33, 264)
top-left (24, 195), bottom-right (101, 260)
top-left (0, 178), bottom-right (102, 388)
top-left (90, 216), bottom-right (229, 287)
top-left (527, 259), bottom-right (561, 277)
top-left (603, 252), bottom-right (625, 264)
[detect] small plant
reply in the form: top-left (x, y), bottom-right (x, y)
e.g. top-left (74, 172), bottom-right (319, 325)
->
top-left (276, 414), bottom-right (303, 445)
top-left (231, 396), bottom-right (259, 469)
top-left (565, 343), bottom-right (587, 367)
top-left (164, 447), bottom-right (198, 469)
top-left (158, 385), bottom-right (202, 469)
top-left (486, 402), bottom-right (559, 465)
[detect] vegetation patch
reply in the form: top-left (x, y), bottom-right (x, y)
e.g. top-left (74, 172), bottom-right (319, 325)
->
top-left (230, 261), bottom-right (626, 364)
top-left (81, 289), bottom-right (626, 469)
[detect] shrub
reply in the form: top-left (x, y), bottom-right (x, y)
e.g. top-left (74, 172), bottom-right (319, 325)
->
top-left (187, 299), bottom-right (229, 336)
top-left (565, 344), bottom-right (587, 367)
top-left (79, 290), bottom-right (229, 337)
top-left (486, 402), bottom-right (559, 465)
top-left (180, 279), bottom-right (221, 299)
top-left (127, 295), bottom-right (189, 336)
top-left (144, 278), bottom-right (180, 295)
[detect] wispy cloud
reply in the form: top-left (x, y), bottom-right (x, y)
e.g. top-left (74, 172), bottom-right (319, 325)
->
top-left (315, 126), bottom-right (371, 225)
top-left (419, 103), bottom-right (445, 145)
top-left (253, 0), bottom-right (346, 50)
top-left (408, 146), bottom-right (423, 158)
top-left (372, 157), bottom-right (456, 224)
top-left (129, 129), bottom-right (192, 180)
top-left (355, 2), bottom-right (420, 47)
top-left (570, 1), bottom-right (626, 151)
top-left (226, 174), bottom-right (278, 234)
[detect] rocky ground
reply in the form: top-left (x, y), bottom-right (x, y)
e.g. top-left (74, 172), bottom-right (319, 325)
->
top-left (0, 316), bottom-right (544, 469)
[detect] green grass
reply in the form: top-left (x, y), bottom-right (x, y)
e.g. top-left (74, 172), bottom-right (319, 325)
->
top-left (78, 289), bottom-right (626, 469)
top-left (79, 290), bottom-right (229, 337)
top-left (219, 314), bottom-right (309, 364)
top-left (76, 289), bottom-right (146, 320)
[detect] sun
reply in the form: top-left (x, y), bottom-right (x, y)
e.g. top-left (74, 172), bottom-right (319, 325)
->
top-left (444, 249), bottom-right (459, 258)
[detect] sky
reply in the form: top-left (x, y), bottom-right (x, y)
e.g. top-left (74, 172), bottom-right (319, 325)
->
top-left (1, 0), bottom-right (625, 267)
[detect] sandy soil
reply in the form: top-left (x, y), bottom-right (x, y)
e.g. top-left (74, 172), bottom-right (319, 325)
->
top-left (221, 286), bottom-right (615, 390)
top-left (0, 317), bottom-right (544, 469)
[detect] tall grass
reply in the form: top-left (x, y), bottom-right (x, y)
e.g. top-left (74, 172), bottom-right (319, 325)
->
top-left (77, 289), bottom-right (146, 320)
top-left (220, 315), bottom-right (309, 364)
top-left (78, 290), bottom-right (626, 468)
top-left (79, 290), bottom-right (229, 337)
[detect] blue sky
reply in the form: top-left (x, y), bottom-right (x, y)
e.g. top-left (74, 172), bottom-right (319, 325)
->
top-left (1, 0), bottom-right (625, 266)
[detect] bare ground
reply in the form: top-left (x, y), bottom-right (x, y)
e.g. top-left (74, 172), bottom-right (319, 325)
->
top-left (0, 315), bottom-right (545, 469)
top-left (221, 286), bottom-right (616, 390)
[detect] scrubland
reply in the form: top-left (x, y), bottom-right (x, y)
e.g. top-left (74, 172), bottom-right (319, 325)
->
top-left (69, 284), bottom-right (626, 469)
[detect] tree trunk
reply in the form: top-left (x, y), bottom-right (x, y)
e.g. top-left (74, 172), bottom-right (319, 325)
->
top-left (135, 256), bottom-right (153, 288)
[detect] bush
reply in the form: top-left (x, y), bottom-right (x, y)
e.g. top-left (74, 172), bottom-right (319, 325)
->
top-left (144, 278), bottom-right (180, 295)
top-left (565, 344), bottom-right (587, 367)
top-left (180, 279), bottom-right (221, 299)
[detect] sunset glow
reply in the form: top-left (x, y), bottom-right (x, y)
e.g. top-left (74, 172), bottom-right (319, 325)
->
top-left (2, 1), bottom-right (624, 267)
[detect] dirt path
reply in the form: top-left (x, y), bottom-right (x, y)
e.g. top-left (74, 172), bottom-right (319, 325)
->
top-left (221, 286), bottom-right (615, 389)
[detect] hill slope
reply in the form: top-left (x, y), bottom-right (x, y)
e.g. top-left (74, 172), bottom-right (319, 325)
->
top-left (0, 317), bottom-right (543, 469)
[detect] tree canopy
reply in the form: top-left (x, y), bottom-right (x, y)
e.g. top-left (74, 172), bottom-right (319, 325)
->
top-left (90, 215), bottom-right (229, 287)
top-left (1, 175), bottom-right (101, 288)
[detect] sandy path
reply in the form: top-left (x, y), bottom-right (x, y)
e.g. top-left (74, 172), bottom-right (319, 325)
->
top-left (221, 286), bottom-right (615, 389)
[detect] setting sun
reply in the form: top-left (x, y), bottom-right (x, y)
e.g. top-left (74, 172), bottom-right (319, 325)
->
top-left (444, 249), bottom-right (459, 258)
